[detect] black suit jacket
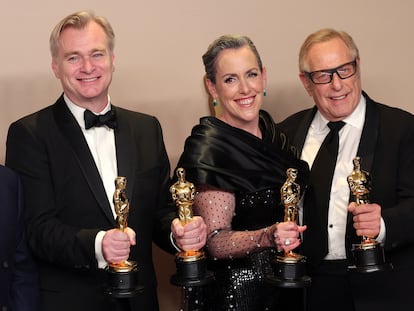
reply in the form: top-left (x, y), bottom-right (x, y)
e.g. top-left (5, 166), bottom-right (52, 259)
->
top-left (0, 165), bottom-right (39, 311)
top-left (5, 95), bottom-right (176, 311)
top-left (278, 91), bottom-right (414, 310)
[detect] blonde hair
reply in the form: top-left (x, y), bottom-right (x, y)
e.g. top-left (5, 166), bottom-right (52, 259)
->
top-left (299, 28), bottom-right (359, 72)
top-left (49, 10), bottom-right (115, 58)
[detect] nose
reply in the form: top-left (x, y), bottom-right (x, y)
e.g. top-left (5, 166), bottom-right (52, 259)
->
top-left (81, 57), bottom-right (94, 73)
top-left (239, 78), bottom-right (249, 94)
top-left (330, 72), bottom-right (343, 90)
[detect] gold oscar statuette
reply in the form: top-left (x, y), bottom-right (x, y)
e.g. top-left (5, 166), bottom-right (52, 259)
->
top-left (347, 157), bottom-right (392, 272)
top-left (267, 168), bottom-right (311, 288)
top-left (169, 168), bottom-right (213, 287)
top-left (105, 176), bottom-right (141, 298)
top-left (279, 168), bottom-right (304, 263)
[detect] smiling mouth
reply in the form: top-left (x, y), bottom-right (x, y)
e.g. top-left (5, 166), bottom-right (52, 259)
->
top-left (330, 94), bottom-right (347, 100)
top-left (236, 97), bottom-right (254, 105)
top-left (79, 77), bottom-right (99, 82)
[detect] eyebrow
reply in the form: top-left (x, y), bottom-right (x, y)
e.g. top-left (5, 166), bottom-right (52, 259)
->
top-left (220, 67), bottom-right (260, 78)
top-left (63, 47), bottom-right (107, 58)
top-left (309, 59), bottom-right (355, 73)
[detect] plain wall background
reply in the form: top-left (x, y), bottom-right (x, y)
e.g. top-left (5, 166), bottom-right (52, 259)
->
top-left (1, 1), bottom-right (413, 309)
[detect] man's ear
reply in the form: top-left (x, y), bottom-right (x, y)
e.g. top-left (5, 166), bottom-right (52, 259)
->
top-left (51, 59), bottom-right (60, 79)
top-left (299, 73), bottom-right (313, 97)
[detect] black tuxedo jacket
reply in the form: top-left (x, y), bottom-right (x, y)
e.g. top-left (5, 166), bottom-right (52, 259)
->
top-left (0, 165), bottom-right (39, 311)
top-left (278, 91), bottom-right (414, 309)
top-left (6, 95), bottom-right (176, 311)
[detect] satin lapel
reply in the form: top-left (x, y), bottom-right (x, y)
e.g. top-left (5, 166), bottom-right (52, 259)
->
top-left (52, 96), bottom-right (114, 223)
top-left (345, 93), bottom-right (379, 256)
top-left (302, 107), bottom-right (324, 230)
top-left (356, 93), bottom-right (379, 173)
top-left (292, 107), bottom-right (317, 154)
top-left (113, 107), bottom-right (136, 200)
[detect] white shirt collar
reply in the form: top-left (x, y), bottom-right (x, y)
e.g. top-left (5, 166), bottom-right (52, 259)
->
top-left (312, 95), bottom-right (366, 132)
top-left (64, 94), bottom-right (112, 130)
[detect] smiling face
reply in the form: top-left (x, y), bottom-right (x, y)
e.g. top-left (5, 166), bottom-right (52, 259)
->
top-left (206, 46), bottom-right (267, 135)
top-left (51, 21), bottom-right (115, 112)
top-left (299, 37), bottom-right (362, 122)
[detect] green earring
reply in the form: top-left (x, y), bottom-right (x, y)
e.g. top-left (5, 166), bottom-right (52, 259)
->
top-left (213, 99), bottom-right (218, 107)
top-left (263, 89), bottom-right (267, 97)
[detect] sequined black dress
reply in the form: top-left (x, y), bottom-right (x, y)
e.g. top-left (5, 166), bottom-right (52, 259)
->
top-left (176, 110), bottom-right (309, 310)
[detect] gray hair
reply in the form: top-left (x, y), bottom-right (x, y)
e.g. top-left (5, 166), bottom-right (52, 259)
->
top-left (202, 34), bottom-right (263, 84)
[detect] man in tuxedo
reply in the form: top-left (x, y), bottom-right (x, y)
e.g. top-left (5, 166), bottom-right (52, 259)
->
top-left (5, 11), bottom-right (206, 311)
top-left (0, 165), bottom-right (39, 311)
top-left (278, 28), bottom-right (414, 310)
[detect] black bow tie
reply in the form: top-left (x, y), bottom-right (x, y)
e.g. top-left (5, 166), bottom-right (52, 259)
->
top-left (84, 109), bottom-right (117, 129)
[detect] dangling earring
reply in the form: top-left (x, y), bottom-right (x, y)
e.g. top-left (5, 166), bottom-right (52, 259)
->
top-left (263, 89), bottom-right (267, 97)
top-left (213, 99), bottom-right (218, 107)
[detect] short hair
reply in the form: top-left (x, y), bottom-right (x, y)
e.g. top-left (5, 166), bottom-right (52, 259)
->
top-left (298, 28), bottom-right (359, 72)
top-left (49, 10), bottom-right (115, 58)
top-left (202, 34), bottom-right (263, 84)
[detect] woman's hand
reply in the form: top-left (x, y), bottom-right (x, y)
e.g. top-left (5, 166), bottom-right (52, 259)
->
top-left (272, 222), bottom-right (306, 252)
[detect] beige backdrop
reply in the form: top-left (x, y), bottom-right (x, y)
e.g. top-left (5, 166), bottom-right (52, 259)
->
top-left (1, 1), bottom-right (413, 310)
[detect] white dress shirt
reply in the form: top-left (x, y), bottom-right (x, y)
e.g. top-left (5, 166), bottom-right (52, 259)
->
top-left (65, 94), bottom-right (117, 268)
top-left (300, 96), bottom-right (385, 259)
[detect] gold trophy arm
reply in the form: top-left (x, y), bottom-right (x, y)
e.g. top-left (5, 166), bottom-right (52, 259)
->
top-left (347, 157), bottom-right (375, 245)
top-left (170, 168), bottom-right (196, 225)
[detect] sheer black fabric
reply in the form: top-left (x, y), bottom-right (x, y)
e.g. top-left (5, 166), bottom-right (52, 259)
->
top-left (176, 110), bottom-right (309, 310)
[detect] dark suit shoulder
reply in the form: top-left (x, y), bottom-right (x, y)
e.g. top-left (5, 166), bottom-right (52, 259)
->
top-left (278, 107), bottom-right (314, 134)
top-left (364, 93), bottom-right (414, 132)
top-left (114, 106), bottom-right (160, 123)
top-left (9, 104), bottom-right (55, 133)
top-left (376, 101), bottom-right (414, 119)
top-left (113, 106), bottom-right (164, 138)
top-left (279, 108), bottom-right (312, 124)
top-left (0, 165), bottom-right (18, 183)
top-left (113, 105), bottom-right (155, 118)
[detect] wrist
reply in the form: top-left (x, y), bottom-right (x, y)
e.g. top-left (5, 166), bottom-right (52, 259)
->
top-left (261, 223), bottom-right (278, 248)
top-left (169, 232), bottom-right (181, 252)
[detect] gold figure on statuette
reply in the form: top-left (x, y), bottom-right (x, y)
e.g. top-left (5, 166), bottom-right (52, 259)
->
top-left (279, 168), bottom-right (304, 262)
top-left (347, 157), bottom-right (376, 248)
top-left (109, 176), bottom-right (138, 272)
top-left (346, 156), bottom-right (392, 273)
top-left (170, 168), bottom-right (205, 262)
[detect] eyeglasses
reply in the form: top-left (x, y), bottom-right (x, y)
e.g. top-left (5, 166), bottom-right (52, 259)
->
top-left (304, 59), bottom-right (357, 84)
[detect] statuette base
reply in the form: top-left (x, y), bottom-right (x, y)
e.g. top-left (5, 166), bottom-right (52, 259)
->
top-left (105, 261), bottom-right (143, 298)
top-left (348, 244), bottom-right (393, 273)
top-left (267, 255), bottom-right (311, 288)
top-left (170, 251), bottom-right (214, 287)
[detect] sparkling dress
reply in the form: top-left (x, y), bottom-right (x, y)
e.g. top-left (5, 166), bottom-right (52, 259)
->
top-left (176, 110), bottom-right (309, 310)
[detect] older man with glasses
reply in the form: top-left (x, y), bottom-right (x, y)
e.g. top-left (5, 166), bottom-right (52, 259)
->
top-left (278, 28), bottom-right (414, 311)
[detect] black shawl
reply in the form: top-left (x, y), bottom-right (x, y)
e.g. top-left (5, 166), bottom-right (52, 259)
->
top-left (176, 110), bottom-right (309, 194)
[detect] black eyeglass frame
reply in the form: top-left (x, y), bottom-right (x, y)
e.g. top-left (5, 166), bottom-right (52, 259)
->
top-left (303, 58), bottom-right (358, 85)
